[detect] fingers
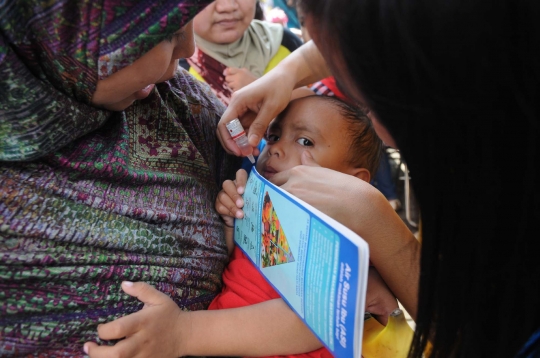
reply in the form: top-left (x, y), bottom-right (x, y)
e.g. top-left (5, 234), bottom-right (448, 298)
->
top-left (300, 151), bottom-right (321, 167)
top-left (217, 118), bottom-right (243, 156)
top-left (235, 169), bottom-right (248, 195)
top-left (269, 167), bottom-right (293, 187)
top-left (215, 170), bottom-right (248, 220)
top-left (218, 93), bottom-right (254, 155)
top-left (85, 336), bottom-right (139, 358)
top-left (121, 281), bottom-right (169, 305)
top-left (219, 82), bottom-right (284, 154)
top-left (83, 342), bottom-right (98, 357)
top-left (216, 181), bottom-right (244, 219)
top-left (246, 102), bottom-right (284, 147)
top-left (365, 268), bottom-right (399, 325)
top-left (270, 154), bottom-right (319, 186)
top-left (96, 307), bottom-right (149, 340)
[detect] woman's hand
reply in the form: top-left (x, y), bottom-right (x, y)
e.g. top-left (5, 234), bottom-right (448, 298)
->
top-left (217, 41), bottom-right (330, 156)
top-left (217, 67), bottom-right (295, 156)
top-left (272, 151), bottom-right (420, 319)
top-left (224, 67), bottom-right (258, 92)
top-left (365, 267), bottom-right (399, 326)
top-left (84, 282), bottom-right (189, 358)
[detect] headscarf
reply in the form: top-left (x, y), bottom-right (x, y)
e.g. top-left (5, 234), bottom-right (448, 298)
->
top-left (0, 0), bottom-right (210, 161)
top-left (188, 19), bottom-right (283, 105)
top-left (0, 1), bottom-right (243, 356)
top-left (194, 20), bottom-right (283, 79)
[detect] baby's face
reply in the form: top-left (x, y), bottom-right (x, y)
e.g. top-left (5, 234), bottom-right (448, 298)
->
top-left (256, 97), bottom-right (356, 179)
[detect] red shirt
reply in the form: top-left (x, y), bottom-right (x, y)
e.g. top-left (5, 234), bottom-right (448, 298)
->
top-left (209, 246), bottom-right (333, 358)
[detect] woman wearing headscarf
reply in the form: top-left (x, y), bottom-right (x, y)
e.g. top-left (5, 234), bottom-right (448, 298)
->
top-left (0, 0), bottom-right (240, 355)
top-left (182, 0), bottom-right (303, 106)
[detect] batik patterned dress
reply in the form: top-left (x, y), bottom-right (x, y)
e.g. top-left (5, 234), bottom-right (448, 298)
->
top-left (0, 0), bottom-right (239, 356)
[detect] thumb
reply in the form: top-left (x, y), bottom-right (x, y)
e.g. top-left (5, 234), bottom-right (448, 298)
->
top-left (121, 281), bottom-right (168, 306)
top-left (300, 151), bottom-right (321, 167)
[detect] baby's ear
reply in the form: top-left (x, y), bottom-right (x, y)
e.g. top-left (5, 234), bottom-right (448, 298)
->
top-left (349, 167), bottom-right (371, 182)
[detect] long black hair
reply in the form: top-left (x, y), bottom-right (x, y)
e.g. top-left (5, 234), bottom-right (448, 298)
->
top-left (300, 0), bottom-right (540, 356)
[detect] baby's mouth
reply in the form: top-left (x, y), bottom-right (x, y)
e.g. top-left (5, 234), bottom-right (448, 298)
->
top-left (263, 165), bottom-right (277, 179)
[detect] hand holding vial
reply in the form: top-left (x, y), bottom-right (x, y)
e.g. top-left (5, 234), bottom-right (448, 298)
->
top-left (225, 119), bottom-right (255, 164)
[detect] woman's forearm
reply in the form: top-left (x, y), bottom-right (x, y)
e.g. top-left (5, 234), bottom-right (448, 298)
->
top-left (267, 40), bottom-right (331, 89)
top-left (347, 187), bottom-right (420, 319)
top-left (272, 166), bottom-right (420, 320)
top-left (181, 299), bottom-right (323, 356)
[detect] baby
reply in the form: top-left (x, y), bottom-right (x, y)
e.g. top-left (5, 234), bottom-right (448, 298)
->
top-left (83, 95), bottom-right (389, 358)
top-left (212, 95), bottom-right (383, 357)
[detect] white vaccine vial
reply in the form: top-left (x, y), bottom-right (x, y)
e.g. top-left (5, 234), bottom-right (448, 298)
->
top-left (225, 119), bottom-right (255, 164)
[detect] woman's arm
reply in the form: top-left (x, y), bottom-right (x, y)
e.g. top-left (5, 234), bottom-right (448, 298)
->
top-left (272, 152), bottom-right (420, 319)
top-left (217, 41), bottom-right (331, 156)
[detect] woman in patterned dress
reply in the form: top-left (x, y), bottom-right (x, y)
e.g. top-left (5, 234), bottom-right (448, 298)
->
top-left (0, 0), bottom-right (240, 355)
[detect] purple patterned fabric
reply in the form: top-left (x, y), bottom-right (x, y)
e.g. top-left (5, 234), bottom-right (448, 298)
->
top-left (0, 0), bottom-right (211, 160)
top-left (0, 0), bottom-right (241, 356)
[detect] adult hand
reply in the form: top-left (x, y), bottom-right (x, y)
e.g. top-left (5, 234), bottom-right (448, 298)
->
top-left (217, 67), bottom-right (296, 157)
top-left (271, 151), bottom-right (383, 229)
top-left (224, 67), bottom-right (258, 92)
top-left (272, 151), bottom-right (420, 319)
top-left (217, 41), bottom-right (330, 156)
top-left (365, 267), bottom-right (399, 326)
top-left (84, 282), bottom-right (189, 358)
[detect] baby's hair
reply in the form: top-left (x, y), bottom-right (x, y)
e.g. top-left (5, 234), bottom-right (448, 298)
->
top-left (310, 95), bottom-right (382, 175)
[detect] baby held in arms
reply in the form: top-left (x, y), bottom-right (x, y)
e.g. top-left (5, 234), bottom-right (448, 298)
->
top-left (213, 95), bottom-right (385, 358)
top-left (83, 95), bottom-right (395, 358)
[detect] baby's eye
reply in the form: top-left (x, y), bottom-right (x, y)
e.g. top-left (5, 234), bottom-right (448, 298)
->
top-left (296, 138), bottom-right (313, 146)
top-left (266, 133), bottom-right (280, 143)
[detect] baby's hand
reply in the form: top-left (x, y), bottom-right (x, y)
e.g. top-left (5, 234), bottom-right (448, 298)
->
top-left (224, 67), bottom-right (258, 92)
top-left (84, 282), bottom-right (190, 358)
top-left (215, 169), bottom-right (249, 227)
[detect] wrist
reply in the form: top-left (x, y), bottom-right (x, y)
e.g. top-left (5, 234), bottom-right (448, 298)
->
top-left (175, 310), bottom-right (192, 357)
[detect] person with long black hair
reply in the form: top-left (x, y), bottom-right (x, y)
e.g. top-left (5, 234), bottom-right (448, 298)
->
top-left (84, 0), bottom-right (539, 356)
top-left (215, 0), bottom-right (540, 356)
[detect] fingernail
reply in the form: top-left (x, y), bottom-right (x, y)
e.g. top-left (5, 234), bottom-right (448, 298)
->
top-left (236, 198), bottom-right (243, 207)
top-left (123, 281), bottom-right (133, 287)
top-left (83, 344), bottom-right (89, 354)
top-left (236, 211), bottom-right (244, 219)
top-left (237, 186), bottom-right (245, 195)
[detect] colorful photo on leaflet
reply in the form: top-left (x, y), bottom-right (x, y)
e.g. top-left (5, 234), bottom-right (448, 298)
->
top-left (261, 192), bottom-right (295, 268)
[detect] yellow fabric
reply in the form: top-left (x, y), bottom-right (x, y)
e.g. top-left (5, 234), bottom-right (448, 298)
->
top-left (189, 66), bottom-right (205, 82)
top-left (190, 44), bottom-right (292, 84)
top-left (263, 45), bottom-right (291, 73)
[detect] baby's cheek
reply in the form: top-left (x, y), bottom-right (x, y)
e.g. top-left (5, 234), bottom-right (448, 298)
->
top-left (255, 157), bottom-right (265, 172)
